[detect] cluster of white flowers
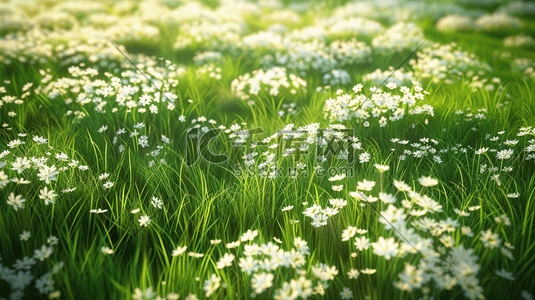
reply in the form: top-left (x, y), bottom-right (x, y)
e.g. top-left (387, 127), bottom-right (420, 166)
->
top-left (0, 242), bottom-right (63, 299)
top-left (173, 21), bottom-right (245, 52)
top-left (363, 67), bottom-right (414, 86)
top-left (328, 39), bottom-right (372, 66)
top-left (511, 58), bottom-right (534, 73)
top-left (231, 67), bottom-right (307, 101)
top-left (409, 42), bottom-right (498, 90)
top-left (475, 13), bottom-right (523, 32)
top-left (323, 82), bottom-right (432, 126)
top-left (323, 17), bottom-right (385, 39)
top-left (504, 34), bottom-right (535, 48)
top-left (224, 122), bottom-right (367, 179)
top-left (497, 1), bottom-right (535, 18)
top-left (323, 69), bottom-right (351, 86)
top-left (344, 171), bottom-right (514, 299)
top-left (435, 15), bottom-right (476, 32)
top-left (105, 18), bottom-right (161, 49)
top-left (371, 22), bottom-right (426, 55)
top-left (241, 31), bottom-right (285, 51)
top-left (192, 51), bottom-right (223, 65)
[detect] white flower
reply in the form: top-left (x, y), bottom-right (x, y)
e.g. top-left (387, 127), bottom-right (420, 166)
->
top-left (332, 185), bottom-right (343, 191)
top-left (240, 229), bottom-right (258, 241)
top-left (374, 164), bottom-right (389, 173)
top-left (203, 274), bottom-right (221, 297)
top-left (357, 179), bottom-right (375, 191)
top-left (102, 181), bottom-right (114, 189)
top-left (345, 227), bottom-right (364, 242)
top-left (418, 176), bottom-right (438, 187)
top-left (340, 287), bottom-right (353, 299)
top-left (7, 192), bottom-right (25, 211)
top-left (151, 197), bottom-right (163, 209)
top-left (360, 268), bottom-right (376, 274)
top-left (347, 269), bottom-right (360, 279)
top-left (216, 253), bottom-right (235, 269)
top-left (372, 237), bottom-right (399, 260)
top-left (251, 272), bottom-right (274, 294)
top-left (138, 215), bottom-right (151, 227)
top-left (379, 192), bottom-right (396, 203)
top-left (19, 231), bottom-right (31, 241)
top-left (34, 244), bottom-right (54, 261)
top-left (101, 247), bottom-right (114, 255)
top-left (132, 287), bottom-right (157, 300)
top-left (172, 246), bottom-right (187, 256)
top-left (37, 165), bottom-right (59, 184)
top-left (39, 187), bottom-right (57, 205)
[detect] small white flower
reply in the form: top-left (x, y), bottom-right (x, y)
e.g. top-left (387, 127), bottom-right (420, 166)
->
top-left (138, 215), bottom-right (151, 227)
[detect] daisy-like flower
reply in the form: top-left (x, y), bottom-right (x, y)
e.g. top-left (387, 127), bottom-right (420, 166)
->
top-left (282, 205), bottom-right (294, 211)
top-left (252, 272), bottom-right (274, 294)
top-left (372, 237), bottom-right (399, 260)
top-left (507, 192), bottom-right (520, 198)
top-left (354, 236), bottom-right (371, 251)
top-left (39, 187), bottom-right (57, 205)
top-left (0, 170), bottom-right (9, 188)
top-left (240, 229), bottom-right (258, 242)
top-left (379, 192), bottom-right (396, 203)
top-left (329, 198), bottom-right (347, 208)
top-left (328, 174), bottom-right (346, 181)
top-left (357, 180), bottom-right (375, 191)
top-left (102, 181), bottom-right (114, 189)
top-left (203, 274), bottom-right (221, 297)
top-left (138, 215), bottom-right (151, 227)
top-left (189, 252), bottom-right (204, 258)
top-left (47, 235), bottom-right (59, 245)
top-left (98, 173), bottom-right (110, 180)
top-left (37, 165), bottom-right (59, 184)
top-left (496, 149), bottom-right (514, 160)
top-left (340, 287), bottom-right (353, 299)
top-left (101, 247), bottom-right (114, 255)
top-left (475, 147), bottom-right (489, 155)
top-left (20, 231), bottom-right (31, 241)
top-left (11, 157), bottom-right (31, 174)
top-left (332, 185), bottom-right (343, 191)
top-left (151, 197), bottom-right (163, 209)
top-left (480, 229), bottom-right (501, 248)
top-left (347, 269), bottom-right (360, 279)
top-left (394, 180), bottom-right (412, 192)
top-left (418, 176), bottom-right (438, 187)
top-left (216, 253), bottom-right (235, 269)
top-left (374, 164), bottom-right (390, 173)
top-left (172, 246), bottom-right (187, 256)
top-left (7, 139), bottom-right (24, 148)
top-left (226, 241), bottom-right (241, 249)
top-left (342, 226), bottom-right (357, 241)
top-left (7, 192), bottom-right (25, 211)
top-left (34, 244), bottom-right (54, 261)
top-left (132, 287), bottom-right (157, 300)
top-left (361, 268), bottom-right (377, 275)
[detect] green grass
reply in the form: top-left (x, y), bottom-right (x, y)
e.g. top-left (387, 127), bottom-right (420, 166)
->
top-left (1, 1), bottom-right (535, 300)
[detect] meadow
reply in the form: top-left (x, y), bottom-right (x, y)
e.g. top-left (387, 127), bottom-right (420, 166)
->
top-left (1, 0), bottom-right (535, 299)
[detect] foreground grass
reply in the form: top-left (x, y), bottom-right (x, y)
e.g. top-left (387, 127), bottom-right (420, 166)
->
top-left (1, 2), bottom-right (535, 300)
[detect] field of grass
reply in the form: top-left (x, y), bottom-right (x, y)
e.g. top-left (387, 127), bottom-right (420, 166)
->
top-left (1, 0), bottom-right (535, 299)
